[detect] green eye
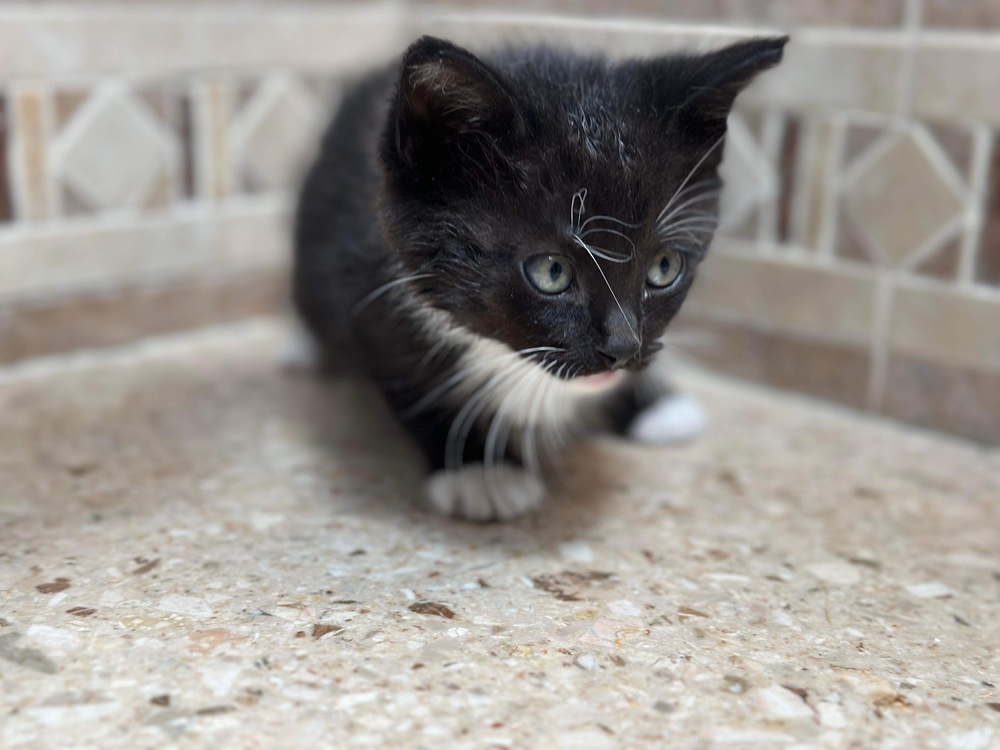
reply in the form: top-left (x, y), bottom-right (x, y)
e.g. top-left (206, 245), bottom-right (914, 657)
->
top-left (525, 254), bottom-right (574, 294)
top-left (646, 249), bottom-right (684, 289)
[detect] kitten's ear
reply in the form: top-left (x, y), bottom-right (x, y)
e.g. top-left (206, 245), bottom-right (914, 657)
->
top-left (671, 36), bottom-right (788, 132)
top-left (391, 36), bottom-right (522, 163)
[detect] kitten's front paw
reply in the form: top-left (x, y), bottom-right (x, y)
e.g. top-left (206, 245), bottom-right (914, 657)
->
top-left (628, 393), bottom-right (706, 445)
top-left (424, 464), bottom-right (545, 522)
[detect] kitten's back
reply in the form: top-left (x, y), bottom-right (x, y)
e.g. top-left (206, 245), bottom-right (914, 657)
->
top-left (293, 68), bottom-right (395, 362)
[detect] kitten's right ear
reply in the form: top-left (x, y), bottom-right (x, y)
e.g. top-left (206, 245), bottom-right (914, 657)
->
top-left (390, 36), bottom-right (522, 165)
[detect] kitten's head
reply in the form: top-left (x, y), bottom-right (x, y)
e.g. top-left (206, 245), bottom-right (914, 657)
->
top-left (379, 34), bottom-right (787, 378)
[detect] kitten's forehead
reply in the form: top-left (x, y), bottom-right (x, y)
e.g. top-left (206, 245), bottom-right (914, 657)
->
top-left (564, 99), bottom-right (639, 168)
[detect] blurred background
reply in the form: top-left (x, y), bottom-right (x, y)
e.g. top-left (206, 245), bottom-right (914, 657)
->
top-left (0, 0), bottom-right (997, 444)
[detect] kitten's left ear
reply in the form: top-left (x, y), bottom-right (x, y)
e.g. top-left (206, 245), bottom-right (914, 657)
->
top-left (672, 36), bottom-right (789, 131)
top-left (390, 36), bottom-right (523, 166)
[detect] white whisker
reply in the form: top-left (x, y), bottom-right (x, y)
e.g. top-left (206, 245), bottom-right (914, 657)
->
top-left (573, 235), bottom-right (640, 344)
top-left (351, 273), bottom-right (436, 318)
top-left (581, 213), bottom-right (641, 230)
top-left (656, 135), bottom-right (726, 225)
top-left (580, 227), bottom-right (637, 253)
top-left (402, 346), bottom-right (561, 419)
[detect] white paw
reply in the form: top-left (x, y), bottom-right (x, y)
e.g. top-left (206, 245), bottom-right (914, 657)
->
top-left (628, 393), bottom-right (707, 445)
top-left (424, 464), bottom-right (545, 522)
top-left (276, 329), bottom-right (320, 372)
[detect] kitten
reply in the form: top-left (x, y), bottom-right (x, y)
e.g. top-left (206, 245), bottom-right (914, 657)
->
top-left (294, 34), bottom-right (787, 521)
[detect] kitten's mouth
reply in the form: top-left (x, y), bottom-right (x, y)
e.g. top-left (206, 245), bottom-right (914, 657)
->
top-left (571, 370), bottom-right (624, 389)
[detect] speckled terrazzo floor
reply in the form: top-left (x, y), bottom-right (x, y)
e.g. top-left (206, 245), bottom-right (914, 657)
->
top-left (1, 319), bottom-right (998, 749)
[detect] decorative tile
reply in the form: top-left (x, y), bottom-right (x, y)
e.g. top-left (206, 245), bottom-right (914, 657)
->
top-left (843, 123), bottom-right (884, 165)
top-left (913, 237), bottom-right (962, 281)
top-left (52, 86), bottom-right (177, 212)
top-left (229, 74), bottom-right (323, 194)
top-left (11, 86), bottom-right (51, 221)
top-left (178, 91), bottom-right (196, 200)
top-left (889, 282), bottom-right (1000, 371)
top-left (687, 252), bottom-right (878, 345)
top-left (775, 115), bottom-right (799, 244)
top-left (789, 117), bottom-right (838, 252)
top-left (0, 95), bottom-right (11, 222)
top-left (718, 112), bottom-right (776, 238)
top-left (835, 207), bottom-right (875, 265)
top-left (976, 133), bottom-right (1000, 287)
top-left (54, 90), bottom-right (89, 129)
top-left (926, 122), bottom-right (974, 182)
top-left (922, 0), bottom-right (1000, 29)
top-left (841, 132), bottom-right (965, 267)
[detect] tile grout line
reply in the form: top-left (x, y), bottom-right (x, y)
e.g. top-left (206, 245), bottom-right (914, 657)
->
top-left (958, 124), bottom-right (993, 287)
top-left (864, 0), bottom-right (917, 414)
top-left (816, 114), bottom-right (848, 261)
top-left (866, 273), bottom-right (896, 413)
top-left (898, 0), bottom-right (922, 119)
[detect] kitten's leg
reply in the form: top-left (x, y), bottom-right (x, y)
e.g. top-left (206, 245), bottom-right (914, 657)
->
top-left (603, 378), bottom-right (707, 445)
top-left (399, 406), bottom-right (546, 522)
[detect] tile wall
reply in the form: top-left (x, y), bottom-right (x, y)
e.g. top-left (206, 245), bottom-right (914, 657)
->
top-left (0, 1), bottom-right (997, 443)
top-left (0, 2), bottom-right (407, 362)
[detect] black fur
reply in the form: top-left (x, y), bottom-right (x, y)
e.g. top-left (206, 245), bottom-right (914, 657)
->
top-left (294, 35), bottom-right (787, 479)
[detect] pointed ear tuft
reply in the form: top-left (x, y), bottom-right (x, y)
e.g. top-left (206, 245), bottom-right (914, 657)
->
top-left (675, 35), bottom-right (789, 130)
top-left (392, 36), bottom-right (521, 164)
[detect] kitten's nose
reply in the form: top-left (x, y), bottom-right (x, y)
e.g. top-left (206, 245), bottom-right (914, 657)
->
top-left (596, 340), bottom-right (640, 369)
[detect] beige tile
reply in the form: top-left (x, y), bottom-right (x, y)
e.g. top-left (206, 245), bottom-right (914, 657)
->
top-left (0, 270), bottom-right (287, 365)
top-left (230, 75), bottom-right (323, 194)
top-left (415, 0), bottom-right (906, 26)
top-left (913, 237), bottom-right (962, 282)
top-left (794, 117), bottom-right (838, 251)
top-left (883, 353), bottom-right (1000, 444)
top-left (923, 0), bottom-right (1000, 29)
top-left (686, 251), bottom-right (879, 344)
top-left (10, 86), bottom-right (50, 221)
top-left (842, 133), bottom-right (965, 267)
top-left (740, 35), bottom-right (907, 114)
top-left (889, 282), bottom-right (1000, 371)
top-left (0, 4), bottom-right (406, 78)
top-left (415, 18), bottom-right (907, 115)
top-left (53, 87), bottom-right (176, 212)
top-left (672, 314), bottom-right (872, 408)
top-left (0, 207), bottom-right (290, 301)
top-left (733, 0), bottom-right (906, 27)
top-left (416, 14), bottom-right (754, 58)
top-left (913, 40), bottom-right (1000, 127)
top-left (197, 80), bottom-right (236, 202)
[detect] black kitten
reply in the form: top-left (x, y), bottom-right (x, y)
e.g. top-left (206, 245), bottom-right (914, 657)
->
top-left (294, 34), bottom-right (787, 521)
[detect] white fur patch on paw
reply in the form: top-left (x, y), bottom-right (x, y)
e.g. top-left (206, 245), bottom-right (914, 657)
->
top-left (425, 464), bottom-right (545, 522)
top-left (628, 393), bottom-right (707, 445)
top-left (276, 329), bottom-right (320, 372)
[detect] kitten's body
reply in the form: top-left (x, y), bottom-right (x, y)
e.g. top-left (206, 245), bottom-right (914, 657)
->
top-left (295, 36), bottom-right (786, 520)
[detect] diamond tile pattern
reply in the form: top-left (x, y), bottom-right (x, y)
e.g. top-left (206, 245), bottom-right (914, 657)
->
top-left (55, 87), bottom-right (175, 212)
top-left (842, 132), bottom-right (965, 267)
top-left (718, 112), bottom-right (776, 235)
top-left (230, 75), bottom-right (322, 193)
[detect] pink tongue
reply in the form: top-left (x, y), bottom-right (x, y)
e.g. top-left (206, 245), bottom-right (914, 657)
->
top-left (576, 371), bottom-right (620, 387)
